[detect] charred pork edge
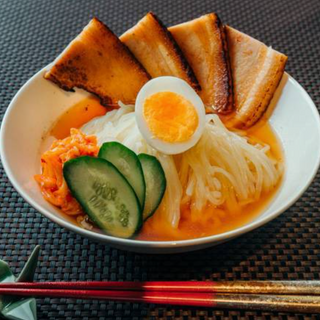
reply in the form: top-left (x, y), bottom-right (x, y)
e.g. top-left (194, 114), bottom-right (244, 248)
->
top-left (148, 12), bottom-right (201, 92)
top-left (244, 56), bottom-right (288, 128)
top-left (214, 15), bottom-right (234, 114)
top-left (45, 17), bottom-right (151, 106)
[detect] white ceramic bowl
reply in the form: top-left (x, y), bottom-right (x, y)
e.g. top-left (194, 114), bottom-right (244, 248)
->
top-left (1, 67), bottom-right (320, 253)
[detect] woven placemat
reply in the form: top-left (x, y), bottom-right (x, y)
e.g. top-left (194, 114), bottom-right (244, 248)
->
top-left (1, 0), bottom-right (320, 318)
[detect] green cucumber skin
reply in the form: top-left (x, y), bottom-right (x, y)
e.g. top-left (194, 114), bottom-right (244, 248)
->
top-left (98, 142), bottom-right (146, 210)
top-left (138, 153), bottom-right (167, 221)
top-left (63, 156), bottom-right (142, 239)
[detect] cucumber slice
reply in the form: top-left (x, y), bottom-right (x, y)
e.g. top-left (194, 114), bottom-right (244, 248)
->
top-left (138, 154), bottom-right (166, 220)
top-left (63, 156), bottom-right (142, 238)
top-left (98, 142), bottom-right (146, 210)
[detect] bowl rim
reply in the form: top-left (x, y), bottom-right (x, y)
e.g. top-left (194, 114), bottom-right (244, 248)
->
top-left (1, 66), bottom-right (320, 249)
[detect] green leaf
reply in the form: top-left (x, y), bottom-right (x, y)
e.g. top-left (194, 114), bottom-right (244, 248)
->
top-left (0, 246), bottom-right (40, 320)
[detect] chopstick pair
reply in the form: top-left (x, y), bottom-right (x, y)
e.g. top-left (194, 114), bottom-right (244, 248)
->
top-left (1, 281), bottom-right (320, 313)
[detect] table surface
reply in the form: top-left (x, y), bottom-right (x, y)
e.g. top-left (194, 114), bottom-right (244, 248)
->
top-left (1, 0), bottom-right (320, 319)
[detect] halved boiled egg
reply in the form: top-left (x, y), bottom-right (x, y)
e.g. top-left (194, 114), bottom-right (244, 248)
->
top-left (135, 77), bottom-right (205, 155)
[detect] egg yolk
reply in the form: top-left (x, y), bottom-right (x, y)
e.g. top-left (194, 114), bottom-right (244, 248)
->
top-left (143, 92), bottom-right (199, 143)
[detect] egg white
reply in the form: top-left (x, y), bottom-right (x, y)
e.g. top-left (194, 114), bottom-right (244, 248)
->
top-left (135, 76), bottom-right (205, 155)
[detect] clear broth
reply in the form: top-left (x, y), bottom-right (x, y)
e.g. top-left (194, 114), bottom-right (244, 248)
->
top-left (50, 98), bottom-right (283, 241)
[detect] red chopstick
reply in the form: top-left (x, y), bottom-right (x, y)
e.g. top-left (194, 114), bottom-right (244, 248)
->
top-left (0, 281), bottom-right (215, 292)
top-left (1, 281), bottom-right (320, 294)
top-left (0, 287), bottom-right (320, 312)
top-left (0, 288), bottom-right (214, 307)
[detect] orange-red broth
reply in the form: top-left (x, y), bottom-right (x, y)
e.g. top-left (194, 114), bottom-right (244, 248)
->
top-left (49, 98), bottom-right (283, 241)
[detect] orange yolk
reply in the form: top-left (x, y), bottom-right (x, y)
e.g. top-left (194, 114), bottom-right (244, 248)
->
top-left (143, 92), bottom-right (198, 143)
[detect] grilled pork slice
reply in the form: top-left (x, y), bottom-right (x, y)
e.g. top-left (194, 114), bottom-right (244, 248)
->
top-left (169, 13), bottom-right (233, 114)
top-left (226, 26), bottom-right (287, 128)
top-left (45, 18), bottom-right (150, 106)
top-left (120, 12), bottom-right (200, 92)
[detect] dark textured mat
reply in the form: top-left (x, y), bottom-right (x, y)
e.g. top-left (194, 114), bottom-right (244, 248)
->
top-left (1, 0), bottom-right (320, 319)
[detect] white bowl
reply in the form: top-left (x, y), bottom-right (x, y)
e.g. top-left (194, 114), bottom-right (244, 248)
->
top-left (1, 67), bottom-right (320, 253)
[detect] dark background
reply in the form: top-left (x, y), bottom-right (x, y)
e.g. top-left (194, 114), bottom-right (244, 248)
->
top-left (1, 0), bottom-right (320, 319)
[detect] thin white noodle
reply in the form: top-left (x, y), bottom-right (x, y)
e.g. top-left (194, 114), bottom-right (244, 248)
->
top-left (81, 105), bottom-right (281, 228)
